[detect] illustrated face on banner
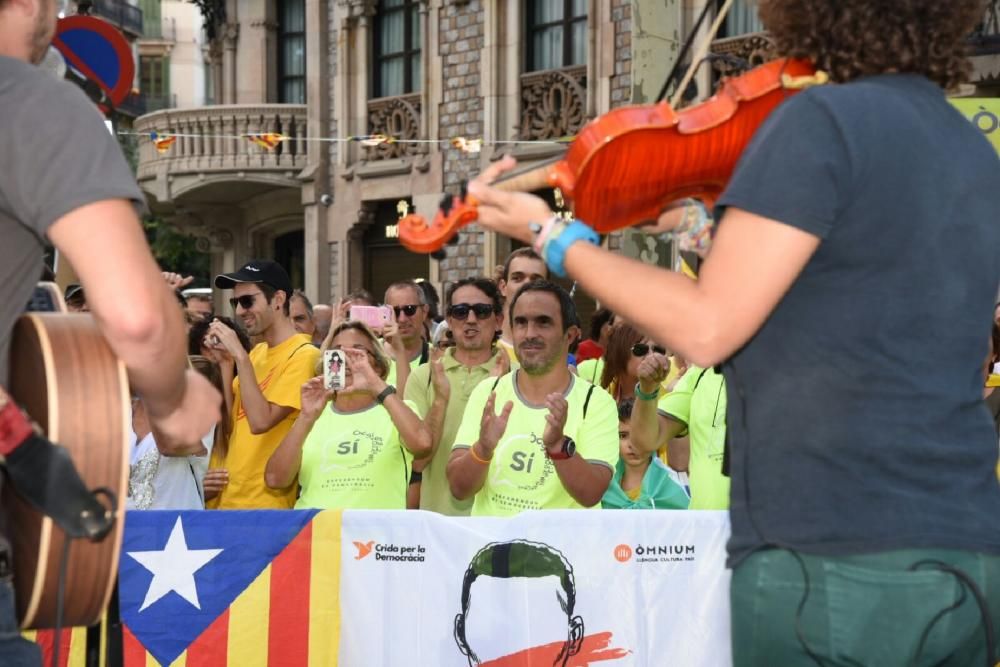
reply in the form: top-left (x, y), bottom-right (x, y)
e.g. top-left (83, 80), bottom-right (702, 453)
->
top-left (462, 577), bottom-right (576, 664)
top-left (455, 541), bottom-right (584, 666)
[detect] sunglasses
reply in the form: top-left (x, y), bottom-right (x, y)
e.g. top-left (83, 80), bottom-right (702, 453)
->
top-left (229, 292), bottom-right (263, 310)
top-left (631, 343), bottom-right (667, 357)
top-left (447, 303), bottom-right (497, 320)
top-left (393, 304), bottom-right (421, 317)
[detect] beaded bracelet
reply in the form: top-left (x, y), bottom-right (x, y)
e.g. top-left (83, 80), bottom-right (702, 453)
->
top-left (662, 199), bottom-right (714, 257)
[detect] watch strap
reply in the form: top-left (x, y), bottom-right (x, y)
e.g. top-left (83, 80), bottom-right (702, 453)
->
top-left (375, 385), bottom-right (397, 405)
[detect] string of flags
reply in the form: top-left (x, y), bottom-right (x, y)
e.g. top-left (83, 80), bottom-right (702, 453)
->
top-left (129, 130), bottom-right (573, 155)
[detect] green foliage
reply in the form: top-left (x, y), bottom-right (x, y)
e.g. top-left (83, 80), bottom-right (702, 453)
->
top-left (142, 218), bottom-right (212, 287)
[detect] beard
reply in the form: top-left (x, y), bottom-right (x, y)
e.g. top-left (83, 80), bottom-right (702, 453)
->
top-left (517, 340), bottom-right (561, 376)
top-left (29, 0), bottom-right (57, 64)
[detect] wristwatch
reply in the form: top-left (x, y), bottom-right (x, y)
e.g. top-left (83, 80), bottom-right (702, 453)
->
top-left (546, 436), bottom-right (576, 461)
top-left (375, 385), bottom-right (397, 405)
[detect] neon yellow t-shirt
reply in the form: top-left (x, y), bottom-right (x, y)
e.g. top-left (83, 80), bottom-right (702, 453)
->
top-left (295, 400), bottom-right (420, 509)
top-left (453, 371), bottom-right (619, 516)
top-left (385, 347), bottom-right (427, 388)
top-left (658, 365), bottom-right (728, 510)
top-left (215, 334), bottom-right (320, 509)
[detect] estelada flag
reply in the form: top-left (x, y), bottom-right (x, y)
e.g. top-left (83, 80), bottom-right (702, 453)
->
top-left (246, 133), bottom-right (287, 151)
top-left (22, 627), bottom-right (87, 667)
top-left (149, 132), bottom-right (176, 154)
top-left (119, 510), bottom-right (341, 666)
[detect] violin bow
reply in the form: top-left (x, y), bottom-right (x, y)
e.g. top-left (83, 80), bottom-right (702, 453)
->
top-left (656, 0), bottom-right (716, 103)
top-left (670, 0), bottom-right (737, 108)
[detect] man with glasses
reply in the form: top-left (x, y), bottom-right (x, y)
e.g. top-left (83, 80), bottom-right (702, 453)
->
top-left (447, 281), bottom-right (618, 516)
top-left (383, 280), bottom-right (431, 388)
top-left (404, 278), bottom-right (510, 515)
top-left (206, 260), bottom-right (320, 509)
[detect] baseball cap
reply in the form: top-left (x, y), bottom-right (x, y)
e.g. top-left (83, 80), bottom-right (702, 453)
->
top-left (214, 260), bottom-right (293, 296)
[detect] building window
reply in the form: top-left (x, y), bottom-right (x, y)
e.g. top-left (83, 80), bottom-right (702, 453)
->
top-left (373, 0), bottom-right (421, 98)
top-left (278, 0), bottom-right (306, 104)
top-left (720, 0), bottom-right (764, 37)
top-left (140, 55), bottom-right (171, 111)
top-left (525, 0), bottom-right (587, 72)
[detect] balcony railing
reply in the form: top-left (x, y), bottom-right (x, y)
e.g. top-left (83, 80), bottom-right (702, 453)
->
top-left (134, 104), bottom-right (309, 181)
top-left (143, 16), bottom-right (176, 41)
top-left (91, 0), bottom-right (144, 37)
top-left (117, 90), bottom-right (146, 117)
top-left (518, 65), bottom-right (587, 141)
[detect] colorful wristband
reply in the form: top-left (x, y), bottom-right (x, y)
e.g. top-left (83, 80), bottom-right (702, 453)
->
top-left (635, 382), bottom-right (660, 401)
top-left (543, 220), bottom-right (601, 278)
top-left (469, 444), bottom-right (492, 465)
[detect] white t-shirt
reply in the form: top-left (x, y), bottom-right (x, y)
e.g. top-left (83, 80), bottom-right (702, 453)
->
top-left (126, 430), bottom-right (213, 510)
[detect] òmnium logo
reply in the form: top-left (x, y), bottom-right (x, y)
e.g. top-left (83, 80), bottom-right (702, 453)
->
top-left (613, 543), bottom-right (696, 564)
top-left (353, 539), bottom-right (427, 562)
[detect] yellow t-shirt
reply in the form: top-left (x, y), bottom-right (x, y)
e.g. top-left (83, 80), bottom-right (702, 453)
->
top-left (658, 365), bottom-right (728, 510)
top-left (453, 371), bottom-right (619, 517)
top-left (497, 339), bottom-right (518, 364)
top-left (215, 334), bottom-right (320, 509)
top-left (404, 348), bottom-right (513, 516)
top-left (295, 400), bottom-right (420, 509)
top-left (385, 343), bottom-right (428, 388)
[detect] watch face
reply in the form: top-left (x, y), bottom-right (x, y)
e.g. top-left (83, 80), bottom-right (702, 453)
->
top-left (563, 437), bottom-right (576, 457)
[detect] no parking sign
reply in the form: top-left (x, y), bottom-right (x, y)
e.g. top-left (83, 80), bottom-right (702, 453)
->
top-left (52, 15), bottom-right (134, 114)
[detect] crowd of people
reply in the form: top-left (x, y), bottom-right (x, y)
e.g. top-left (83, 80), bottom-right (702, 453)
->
top-left (118, 250), bottom-right (703, 516)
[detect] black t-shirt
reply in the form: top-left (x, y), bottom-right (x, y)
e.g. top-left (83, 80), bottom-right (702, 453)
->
top-left (717, 74), bottom-right (1000, 565)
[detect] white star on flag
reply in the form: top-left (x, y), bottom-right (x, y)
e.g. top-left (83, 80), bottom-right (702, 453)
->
top-left (127, 516), bottom-right (223, 612)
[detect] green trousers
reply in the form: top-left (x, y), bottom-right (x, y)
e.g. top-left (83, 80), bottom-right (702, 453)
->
top-left (731, 548), bottom-right (1000, 667)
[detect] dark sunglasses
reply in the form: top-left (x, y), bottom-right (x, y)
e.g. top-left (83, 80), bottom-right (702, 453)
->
top-left (447, 303), bottom-right (497, 320)
top-left (631, 343), bottom-right (667, 357)
top-left (229, 292), bottom-right (263, 310)
top-left (393, 304), bottom-right (421, 317)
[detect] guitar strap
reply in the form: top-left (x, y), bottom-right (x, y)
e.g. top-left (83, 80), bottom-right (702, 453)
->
top-left (0, 387), bottom-right (115, 541)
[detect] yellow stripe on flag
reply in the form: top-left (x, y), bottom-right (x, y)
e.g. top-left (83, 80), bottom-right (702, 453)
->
top-left (21, 630), bottom-right (37, 642)
top-left (308, 510), bottom-right (342, 667)
top-left (228, 563), bottom-right (272, 667)
top-left (147, 650), bottom-right (160, 667)
top-left (69, 627), bottom-right (87, 667)
top-left (167, 652), bottom-right (187, 667)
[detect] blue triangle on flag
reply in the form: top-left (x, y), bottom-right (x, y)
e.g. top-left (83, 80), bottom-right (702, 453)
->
top-left (119, 509), bottom-right (318, 666)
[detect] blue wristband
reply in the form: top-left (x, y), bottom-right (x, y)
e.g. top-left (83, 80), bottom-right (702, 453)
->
top-left (544, 220), bottom-right (600, 277)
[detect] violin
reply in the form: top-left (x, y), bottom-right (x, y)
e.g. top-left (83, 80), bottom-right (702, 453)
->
top-left (399, 58), bottom-right (822, 254)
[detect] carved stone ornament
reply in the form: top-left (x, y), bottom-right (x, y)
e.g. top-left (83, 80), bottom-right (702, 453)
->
top-left (709, 33), bottom-right (776, 79)
top-left (337, 0), bottom-right (377, 20)
top-left (518, 66), bottom-right (587, 141)
top-left (366, 94), bottom-right (422, 160)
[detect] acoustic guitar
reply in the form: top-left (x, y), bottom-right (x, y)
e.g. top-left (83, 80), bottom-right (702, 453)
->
top-left (2, 283), bottom-right (128, 628)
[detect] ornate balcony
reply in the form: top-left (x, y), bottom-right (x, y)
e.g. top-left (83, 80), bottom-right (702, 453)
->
top-left (91, 0), bottom-right (144, 38)
top-left (518, 65), bottom-right (587, 141)
top-left (134, 104), bottom-right (308, 207)
top-left (365, 93), bottom-right (423, 161)
top-left (709, 33), bottom-right (776, 79)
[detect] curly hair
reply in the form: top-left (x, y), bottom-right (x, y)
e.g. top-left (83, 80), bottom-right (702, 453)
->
top-left (758, 0), bottom-right (986, 88)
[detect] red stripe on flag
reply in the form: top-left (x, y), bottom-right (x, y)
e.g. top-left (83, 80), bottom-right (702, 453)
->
top-left (186, 608), bottom-right (230, 667)
top-left (34, 628), bottom-right (73, 667)
top-left (122, 625), bottom-right (148, 667)
top-left (267, 520), bottom-right (313, 667)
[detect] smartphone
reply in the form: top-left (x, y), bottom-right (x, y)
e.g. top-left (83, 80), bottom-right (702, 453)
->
top-left (324, 349), bottom-right (346, 391)
top-left (350, 305), bottom-right (393, 329)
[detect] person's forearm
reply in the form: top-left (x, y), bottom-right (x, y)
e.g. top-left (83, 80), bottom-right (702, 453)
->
top-left (551, 457), bottom-right (612, 507)
top-left (233, 353), bottom-right (278, 434)
top-left (220, 363), bottom-right (235, 420)
top-left (264, 413), bottom-right (312, 488)
top-left (383, 392), bottom-right (432, 457)
top-left (424, 394), bottom-right (449, 457)
top-left (564, 243), bottom-right (719, 366)
top-left (630, 397), bottom-right (664, 454)
top-left (406, 480), bottom-right (421, 509)
top-left (447, 445), bottom-right (491, 499)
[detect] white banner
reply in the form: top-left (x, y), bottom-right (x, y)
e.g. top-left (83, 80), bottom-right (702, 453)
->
top-left (339, 510), bottom-right (732, 666)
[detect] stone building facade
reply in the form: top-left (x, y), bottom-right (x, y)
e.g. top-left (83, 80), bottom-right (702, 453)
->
top-left (132, 0), bottom-right (1000, 312)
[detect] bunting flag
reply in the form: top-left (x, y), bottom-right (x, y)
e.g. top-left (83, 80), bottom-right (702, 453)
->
top-left (119, 510), bottom-right (341, 667)
top-left (357, 134), bottom-right (393, 147)
top-left (450, 136), bottom-right (483, 154)
top-left (22, 627), bottom-right (88, 667)
top-left (246, 133), bottom-right (288, 151)
top-left (149, 132), bottom-right (177, 154)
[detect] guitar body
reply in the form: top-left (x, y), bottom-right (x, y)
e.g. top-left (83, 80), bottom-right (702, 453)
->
top-left (2, 311), bottom-right (128, 628)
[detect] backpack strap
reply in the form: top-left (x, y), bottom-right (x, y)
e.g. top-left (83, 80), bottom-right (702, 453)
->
top-left (582, 383), bottom-right (596, 419)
